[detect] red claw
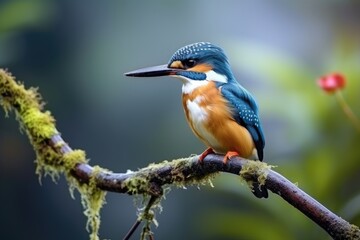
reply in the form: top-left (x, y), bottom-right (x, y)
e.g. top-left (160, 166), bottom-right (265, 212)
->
top-left (198, 148), bottom-right (214, 162)
top-left (222, 151), bottom-right (239, 164)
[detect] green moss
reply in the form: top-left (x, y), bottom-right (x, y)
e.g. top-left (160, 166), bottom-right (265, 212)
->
top-left (63, 149), bottom-right (87, 169)
top-left (239, 160), bottom-right (273, 189)
top-left (171, 157), bottom-right (217, 188)
top-left (79, 166), bottom-right (107, 240)
top-left (35, 146), bottom-right (62, 182)
top-left (63, 150), bottom-right (88, 198)
top-left (63, 165), bottom-right (107, 240)
top-left (348, 225), bottom-right (360, 239)
top-left (123, 176), bottom-right (149, 195)
top-left (0, 69), bottom-right (105, 240)
top-left (0, 70), bottom-right (59, 179)
top-left (22, 108), bottom-right (56, 138)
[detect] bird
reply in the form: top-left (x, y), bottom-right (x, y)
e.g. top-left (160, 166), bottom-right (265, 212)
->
top-left (125, 42), bottom-right (268, 198)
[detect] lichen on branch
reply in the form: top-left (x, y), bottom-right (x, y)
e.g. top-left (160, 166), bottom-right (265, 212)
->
top-left (0, 69), bottom-right (104, 240)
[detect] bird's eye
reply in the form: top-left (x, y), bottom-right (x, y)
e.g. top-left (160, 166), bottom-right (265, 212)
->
top-left (183, 59), bottom-right (197, 69)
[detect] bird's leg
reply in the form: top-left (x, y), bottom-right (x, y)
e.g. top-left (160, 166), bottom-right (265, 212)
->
top-left (198, 147), bottom-right (214, 162)
top-left (222, 151), bottom-right (239, 164)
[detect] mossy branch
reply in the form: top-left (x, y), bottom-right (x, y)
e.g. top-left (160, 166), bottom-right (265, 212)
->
top-left (1, 69), bottom-right (359, 240)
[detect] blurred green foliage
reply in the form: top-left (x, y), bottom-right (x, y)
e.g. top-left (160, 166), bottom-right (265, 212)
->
top-left (0, 1), bottom-right (359, 240)
top-left (0, 0), bottom-right (52, 32)
top-left (0, 0), bottom-right (54, 64)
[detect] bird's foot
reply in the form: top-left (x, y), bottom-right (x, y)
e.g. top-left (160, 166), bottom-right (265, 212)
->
top-left (222, 151), bottom-right (239, 164)
top-left (198, 148), bottom-right (214, 162)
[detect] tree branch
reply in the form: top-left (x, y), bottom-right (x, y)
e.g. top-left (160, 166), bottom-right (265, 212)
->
top-left (1, 69), bottom-right (359, 240)
top-left (53, 133), bottom-right (359, 239)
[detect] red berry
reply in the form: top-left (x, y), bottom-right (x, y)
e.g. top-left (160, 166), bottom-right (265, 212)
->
top-left (317, 73), bottom-right (346, 93)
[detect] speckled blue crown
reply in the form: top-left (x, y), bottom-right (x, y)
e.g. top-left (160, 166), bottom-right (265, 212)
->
top-left (168, 42), bottom-right (223, 63)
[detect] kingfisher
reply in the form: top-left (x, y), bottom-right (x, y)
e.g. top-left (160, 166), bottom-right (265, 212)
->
top-left (125, 42), bottom-right (267, 198)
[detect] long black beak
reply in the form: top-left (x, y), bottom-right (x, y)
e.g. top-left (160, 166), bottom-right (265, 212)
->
top-left (125, 64), bottom-right (181, 77)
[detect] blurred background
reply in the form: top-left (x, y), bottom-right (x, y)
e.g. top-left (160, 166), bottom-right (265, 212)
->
top-left (0, 0), bottom-right (360, 239)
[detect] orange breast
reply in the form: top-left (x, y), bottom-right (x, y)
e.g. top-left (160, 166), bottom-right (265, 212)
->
top-left (182, 82), bottom-right (256, 159)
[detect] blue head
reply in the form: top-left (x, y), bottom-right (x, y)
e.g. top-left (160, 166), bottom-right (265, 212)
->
top-left (167, 42), bottom-right (234, 82)
top-left (125, 42), bottom-right (235, 86)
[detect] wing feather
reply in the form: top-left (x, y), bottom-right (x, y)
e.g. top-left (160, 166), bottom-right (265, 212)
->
top-left (220, 82), bottom-right (265, 161)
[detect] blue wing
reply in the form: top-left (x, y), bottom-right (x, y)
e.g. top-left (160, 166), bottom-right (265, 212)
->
top-left (220, 82), bottom-right (265, 161)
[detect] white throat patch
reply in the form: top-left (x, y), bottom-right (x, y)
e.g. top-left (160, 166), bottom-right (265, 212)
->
top-left (172, 75), bottom-right (209, 94)
top-left (205, 70), bottom-right (228, 83)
